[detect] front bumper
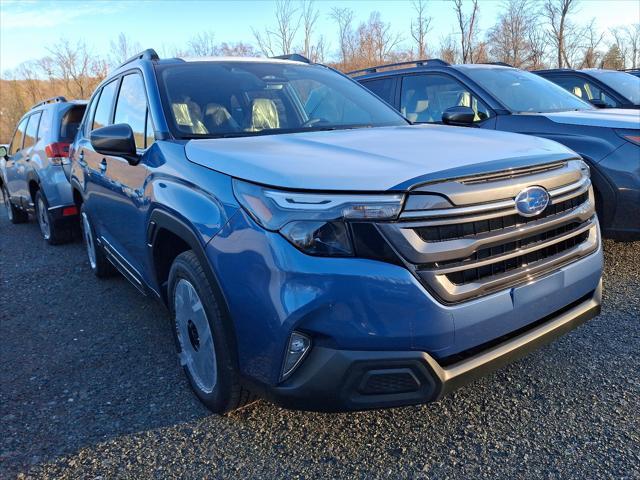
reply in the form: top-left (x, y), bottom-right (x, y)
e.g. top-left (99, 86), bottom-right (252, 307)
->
top-left (258, 282), bottom-right (601, 412)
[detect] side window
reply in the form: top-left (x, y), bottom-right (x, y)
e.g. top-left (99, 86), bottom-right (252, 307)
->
top-left (37, 109), bottom-right (53, 143)
top-left (550, 75), bottom-right (618, 107)
top-left (114, 73), bottom-right (148, 149)
top-left (92, 79), bottom-right (119, 131)
top-left (361, 78), bottom-right (395, 105)
top-left (400, 74), bottom-right (492, 124)
top-left (145, 109), bottom-right (155, 148)
top-left (9, 118), bottom-right (28, 155)
top-left (23, 112), bottom-right (42, 150)
top-left (84, 93), bottom-right (99, 136)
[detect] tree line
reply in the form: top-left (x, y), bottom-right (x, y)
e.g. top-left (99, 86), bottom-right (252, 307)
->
top-left (1, 0), bottom-right (638, 143)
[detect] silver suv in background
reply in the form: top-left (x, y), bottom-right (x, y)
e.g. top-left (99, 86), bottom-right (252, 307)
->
top-left (0, 96), bottom-right (86, 244)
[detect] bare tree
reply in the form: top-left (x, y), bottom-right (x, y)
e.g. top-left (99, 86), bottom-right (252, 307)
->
top-left (411, 0), bottom-right (432, 58)
top-left (300, 0), bottom-right (319, 60)
top-left (624, 24), bottom-right (640, 68)
top-left (329, 7), bottom-right (355, 68)
top-left (215, 42), bottom-right (259, 57)
top-left (253, 0), bottom-right (300, 56)
top-left (544, 0), bottom-right (583, 68)
top-left (627, 24), bottom-right (640, 68)
top-left (438, 34), bottom-right (459, 64)
top-left (579, 19), bottom-right (604, 68)
top-left (453, 0), bottom-right (480, 63)
top-left (487, 0), bottom-right (530, 68)
top-left (46, 40), bottom-right (105, 98)
top-left (109, 33), bottom-right (142, 67)
top-left (188, 31), bottom-right (218, 57)
top-left (527, 24), bottom-right (548, 69)
top-left (356, 12), bottom-right (403, 66)
top-left (611, 28), bottom-right (630, 69)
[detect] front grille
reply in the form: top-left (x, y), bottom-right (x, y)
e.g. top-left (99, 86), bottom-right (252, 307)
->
top-left (377, 160), bottom-right (599, 304)
top-left (416, 191), bottom-right (589, 242)
top-left (444, 230), bottom-right (590, 285)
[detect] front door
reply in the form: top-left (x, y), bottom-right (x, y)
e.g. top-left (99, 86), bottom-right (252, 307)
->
top-left (100, 72), bottom-right (156, 279)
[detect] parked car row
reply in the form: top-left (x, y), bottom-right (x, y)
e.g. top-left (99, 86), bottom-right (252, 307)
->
top-left (1, 50), bottom-right (634, 415)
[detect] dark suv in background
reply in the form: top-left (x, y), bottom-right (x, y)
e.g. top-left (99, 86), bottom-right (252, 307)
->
top-left (535, 68), bottom-right (640, 109)
top-left (354, 61), bottom-right (640, 240)
top-left (0, 96), bottom-right (86, 243)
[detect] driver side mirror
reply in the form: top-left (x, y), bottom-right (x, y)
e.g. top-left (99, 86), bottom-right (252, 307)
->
top-left (90, 124), bottom-right (139, 164)
top-left (442, 106), bottom-right (475, 127)
top-left (0, 145), bottom-right (7, 158)
top-left (588, 98), bottom-right (608, 108)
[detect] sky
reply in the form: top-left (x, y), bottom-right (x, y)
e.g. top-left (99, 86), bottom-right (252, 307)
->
top-left (0, 0), bottom-right (638, 74)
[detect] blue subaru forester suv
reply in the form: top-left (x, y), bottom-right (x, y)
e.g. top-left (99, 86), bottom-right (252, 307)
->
top-left (70, 50), bottom-right (602, 413)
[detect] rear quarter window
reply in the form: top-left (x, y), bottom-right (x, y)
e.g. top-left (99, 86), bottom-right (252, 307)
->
top-left (59, 105), bottom-right (87, 142)
top-left (9, 117), bottom-right (28, 155)
top-left (23, 112), bottom-right (42, 150)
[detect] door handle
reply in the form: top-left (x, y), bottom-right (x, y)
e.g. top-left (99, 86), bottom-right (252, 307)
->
top-left (78, 151), bottom-right (86, 166)
top-left (100, 159), bottom-right (107, 174)
top-left (25, 156), bottom-right (30, 162)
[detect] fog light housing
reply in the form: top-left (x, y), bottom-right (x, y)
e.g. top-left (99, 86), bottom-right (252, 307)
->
top-left (281, 332), bottom-right (311, 380)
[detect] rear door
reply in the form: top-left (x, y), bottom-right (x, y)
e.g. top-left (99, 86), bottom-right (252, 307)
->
top-left (75, 78), bottom-right (120, 231)
top-left (19, 111), bottom-right (42, 206)
top-left (5, 117), bottom-right (28, 202)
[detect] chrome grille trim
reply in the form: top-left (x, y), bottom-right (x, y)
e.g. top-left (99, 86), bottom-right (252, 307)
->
top-left (416, 225), bottom-right (598, 304)
top-left (378, 159), bottom-right (599, 304)
top-left (379, 196), bottom-right (594, 264)
top-left (399, 176), bottom-right (590, 221)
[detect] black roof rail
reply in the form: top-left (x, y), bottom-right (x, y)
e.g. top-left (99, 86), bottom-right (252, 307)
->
top-left (115, 48), bottom-right (160, 70)
top-left (482, 62), bottom-right (513, 67)
top-left (347, 58), bottom-right (449, 76)
top-left (271, 53), bottom-right (311, 63)
top-left (30, 96), bottom-right (67, 110)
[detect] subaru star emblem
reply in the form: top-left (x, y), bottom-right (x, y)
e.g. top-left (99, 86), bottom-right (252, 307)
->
top-left (515, 186), bottom-right (550, 217)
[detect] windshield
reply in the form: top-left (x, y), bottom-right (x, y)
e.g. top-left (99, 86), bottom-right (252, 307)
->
top-left (459, 67), bottom-right (594, 113)
top-left (584, 70), bottom-right (640, 105)
top-left (156, 61), bottom-right (407, 138)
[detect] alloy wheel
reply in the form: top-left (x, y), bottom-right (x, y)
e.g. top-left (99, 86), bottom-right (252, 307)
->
top-left (81, 212), bottom-right (97, 270)
top-left (174, 278), bottom-right (217, 394)
top-left (37, 196), bottom-right (51, 240)
top-left (2, 188), bottom-right (12, 222)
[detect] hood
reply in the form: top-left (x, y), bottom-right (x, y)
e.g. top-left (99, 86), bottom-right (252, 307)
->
top-left (542, 109), bottom-right (640, 129)
top-left (185, 125), bottom-right (577, 191)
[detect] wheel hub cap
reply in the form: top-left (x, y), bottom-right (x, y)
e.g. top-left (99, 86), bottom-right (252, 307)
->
top-left (174, 279), bottom-right (217, 393)
top-left (37, 197), bottom-right (51, 239)
top-left (82, 212), bottom-right (97, 270)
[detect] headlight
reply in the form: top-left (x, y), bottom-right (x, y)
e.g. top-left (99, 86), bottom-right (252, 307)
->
top-left (233, 179), bottom-right (404, 256)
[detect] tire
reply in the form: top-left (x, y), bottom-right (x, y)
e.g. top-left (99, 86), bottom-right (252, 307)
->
top-left (2, 185), bottom-right (28, 224)
top-left (168, 250), bottom-right (256, 414)
top-left (35, 190), bottom-right (72, 245)
top-left (80, 204), bottom-right (115, 278)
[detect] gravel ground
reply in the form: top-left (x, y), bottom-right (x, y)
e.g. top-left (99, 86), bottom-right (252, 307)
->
top-left (1, 206), bottom-right (639, 480)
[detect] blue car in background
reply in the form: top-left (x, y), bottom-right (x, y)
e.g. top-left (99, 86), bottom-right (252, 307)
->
top-left (535, 68), bottom-right (640, 109)
top-left (354, 62), bottom-right (640, 240)
top-left (68, 51), bottom-right (602, 413)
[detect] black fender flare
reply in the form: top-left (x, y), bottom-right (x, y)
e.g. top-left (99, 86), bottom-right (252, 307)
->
top-left (148, 208), bottom-right (240, 367)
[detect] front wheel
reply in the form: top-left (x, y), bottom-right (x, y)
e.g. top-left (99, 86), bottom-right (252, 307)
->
top-left (168, 250), bottom-right (256, 414)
